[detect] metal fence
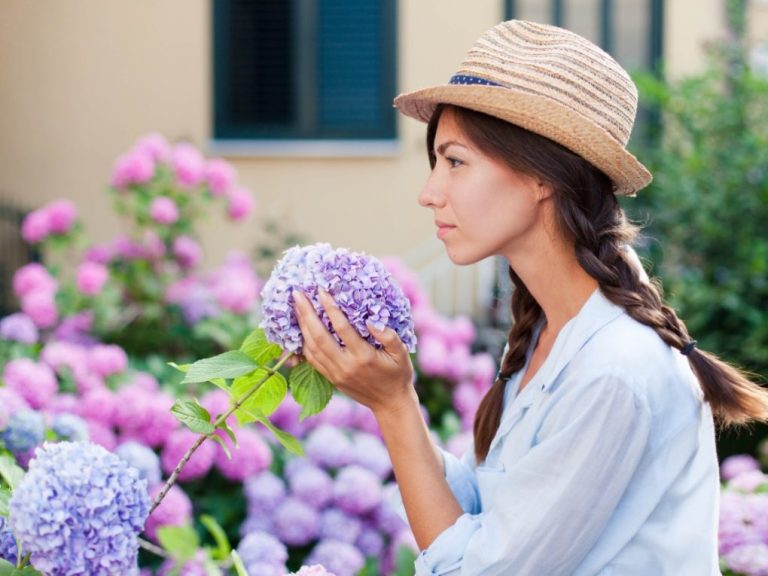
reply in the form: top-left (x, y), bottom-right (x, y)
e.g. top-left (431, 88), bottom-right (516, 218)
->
top-left (0, 201), bottom-right (39, 317)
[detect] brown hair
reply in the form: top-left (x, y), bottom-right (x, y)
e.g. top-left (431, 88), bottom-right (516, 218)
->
top-left (426, 104), bottom-right (768, 463)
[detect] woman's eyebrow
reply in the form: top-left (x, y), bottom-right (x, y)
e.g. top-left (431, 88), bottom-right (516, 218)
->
top-left (435, 140), bottom-right (469, 156)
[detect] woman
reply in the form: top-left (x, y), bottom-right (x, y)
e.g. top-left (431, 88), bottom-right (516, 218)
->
top-left (292, 20), bottom-right (768, 575)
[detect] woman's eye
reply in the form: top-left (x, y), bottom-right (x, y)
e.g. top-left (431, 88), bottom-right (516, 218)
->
top-left (446, 157), bottom-right (463, 168)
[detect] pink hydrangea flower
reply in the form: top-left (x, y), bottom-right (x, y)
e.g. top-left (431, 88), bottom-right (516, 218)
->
top-left (211, 256), bottom-right (260, 314)
top-left (161, 428), bottom-right (216, 482)
top-left (111, 150), bottom-right (155, 188)
top-left (86, 421), bottom-right (118, 451)
top-left (112, 235), bottom-right (146, 260)
top-left (84, 244), bottom-right (112, 264)
top-left (290, 566), bottom-right (336, 576)
top-left (87, 344), bottom-right (128, 377)
top-left (21, 291), bottom-right (59, 329)
top-left (149, 196), bottom-right (180, 225)
top-left (205, 158), bottom-right (236, 196)
top-left (113, 385), bottom-right (179, 448)
top-left (72, 365), bottom-right (105, 395)
top-left (13, 263), bottom-right (57, 299)
top-left (3, 358), bottom-right (58, 409)
top-left (76, 261), bottom-right (109, 296)
top-left (730, 470), bottom-right (768, 493)
top-left (45, 200), bottom-right (77, 234)
top-left (143, 231), bottom-right (166, 260)
top-left (227, 187), bottom-right (255, 221)
top-left (20, 209), bottom-right (50, 244)
top-left (416, 334), bottom-right (449, 377)
top-left (200, 389), bottom-right (235, 428)
top-left (172, 235), bottom-right (202, 269)
top-left (41, 340), bottom-right (88, 375)
top-left (135, 133), bottom-right (171, 163)
top-left (722, 455), bottom-right (762, 482)
top-left (145, 484), bottom-right (193, 541)
top-left (172, 142), bottom-right (205, 188)
top-left (77, 387), bottom-right (118, 426)
top-left (215, 427), bottom-right (273, 482)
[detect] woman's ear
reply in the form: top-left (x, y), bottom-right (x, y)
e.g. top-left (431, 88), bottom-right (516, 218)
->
top-left (536, 179), bottom-right (554, 201)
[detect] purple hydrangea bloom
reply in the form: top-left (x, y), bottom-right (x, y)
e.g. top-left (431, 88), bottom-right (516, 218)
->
top-left (0, 388), bottom-right (29, 429)
top-left (305, 425), bottom-right (352, 470)
top-left (244, 470), bottom-right (287, 515)
top-left (349, 432), bottom-right (392, 480)
top-left (51, 413), bottom-right (89, 442)
top-left (290, 566), bottom-right (337, 576)
top-left (372, 484), bottom-right (408, 537)
top-left (9, 441), bottom-right (150, 575)
top-left (260, 243), bottom-right (416, 354)
top-left (236, 530), bottom-right (288, 575)
top-left (116, 440), bottom-right (162, 487)
top-left (1, 409), bottom-right (45, 453)
top-left (113, 385), bottom-right (178, 448)
top-left (724, 543), bottom-right (768, 575)
top-left (318, 508), bottom-right (363, 544)
top-left (306, 539), bottom-right (366, 576)
top-left (239, 514), bottom-right (275, 538)
top-left (0, 313), bottom-right (38, 344)
top-left (289, 463), bottom-right (334, 509)
top-left (332, 465), bottom-right (383, 515)
top-left (273, 497), bottom-right (321, 546)
top-left (355, 523), bottom-right (385, 558)
top-left (214, 427), bottom-right (272, 482)
top-left (0, 516), bottom-right (18, 562)
top-left (721, 454), bottom-right (762, 481)
top-left (159, 551), bottom-right (222, 576)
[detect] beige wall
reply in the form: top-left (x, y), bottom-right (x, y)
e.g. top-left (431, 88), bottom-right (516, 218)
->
top-left (0, 0), bottom-right (756, 314)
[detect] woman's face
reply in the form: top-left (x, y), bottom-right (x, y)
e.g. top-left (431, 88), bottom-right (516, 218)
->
top-left (419, 108), bottom-right (550, 266)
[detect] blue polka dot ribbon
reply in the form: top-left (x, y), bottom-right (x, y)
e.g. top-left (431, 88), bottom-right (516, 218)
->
top-left (449, 74), bottom-right (502, 86)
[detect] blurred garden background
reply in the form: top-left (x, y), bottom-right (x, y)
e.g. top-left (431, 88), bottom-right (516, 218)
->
top-left (1, 0), bottom-right (768, 574)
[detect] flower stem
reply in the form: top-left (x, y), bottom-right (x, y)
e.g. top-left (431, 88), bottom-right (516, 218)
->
top-left (138, 537), bottom-right (170, 558)
top-left (149, 351), bottom-right (293, 514)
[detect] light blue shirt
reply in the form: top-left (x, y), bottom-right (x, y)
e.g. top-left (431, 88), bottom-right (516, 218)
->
top-left (402, 288), bottom-right (721, 575)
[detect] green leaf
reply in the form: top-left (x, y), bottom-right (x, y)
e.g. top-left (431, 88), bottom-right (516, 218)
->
top-left (0, 454), bottom-right (24, 490)
top-left (230, 550), bottom-right (249, 576)
top-left (200, 514), bottom-right (231, 561)
top-left (0, 562), bottom-right (43, 576)
top-left (0, 487), bottom-right (10, 517)
top-left (168, 361), bottom-right (190, 373)
top-left (239, 328), bottom-right (282, 365)
top-left (232, 369), bottom-right (287, 425)
top-left (216, 421), bottom-right (238, 447)
top-left (394, 544), bottom-right (419, 575)
top-left (289, 362), bottom-right (334, 419)
top-left (171, 400), bottom-right (215, 435)
top-left (209, 378), bottom-right (230, 393)
top-left (210, 433), bottom-right (231, 460)
top-left (157, 525), bottom-right (199, 561)
top-left (239, 407), bottom-right (304, 456)
top-left (182, 351), bottom-right (258, 384)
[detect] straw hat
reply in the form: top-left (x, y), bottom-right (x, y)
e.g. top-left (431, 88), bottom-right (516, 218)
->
top-left (394, 20), bottom-right (652, 196)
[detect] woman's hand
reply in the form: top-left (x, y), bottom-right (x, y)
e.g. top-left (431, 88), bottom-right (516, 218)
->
top-left (292, 289), bottom-right (416, 416)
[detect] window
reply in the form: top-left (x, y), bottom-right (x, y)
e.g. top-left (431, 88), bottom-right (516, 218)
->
top-left (504, 0), bottom-right (664, 72)
top-left (213, 0), bottom-right (397, 141)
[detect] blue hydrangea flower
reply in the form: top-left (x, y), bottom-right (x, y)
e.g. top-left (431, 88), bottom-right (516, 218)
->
top-left (0, 313), bottom-right (38, 344)
top-left (304, 425), bottom-right (352, 470)
top-left (318, 508), bottom-right (363, 544)
top-left (0, 516), bottom-right (18, 562)
top-left (289, 463), bottom-right (334, 509)
top-left (306, 539), bottom-right (366, 576)
top-left (260, 243), bottom-right (416, 354)
top-left (9, 441), bottom-right (151, 575)
top-left (115, 440), bottom-right (162, 487)
top-left (273, 496), bottom-right (320, 546)
top-left (1, 409), bottom-right (45, 453)
top-left (244, 470), bottom-right (287, 515)
top-left (236, 530), bottom-right (288, 576)
top-left (51, 413), bottom-right (90, 442)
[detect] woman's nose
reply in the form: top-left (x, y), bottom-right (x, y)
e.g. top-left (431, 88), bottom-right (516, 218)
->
top-left (418, 171), bottom-right (446, 208)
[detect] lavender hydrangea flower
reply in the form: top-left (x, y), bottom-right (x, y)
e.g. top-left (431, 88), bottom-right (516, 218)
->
top-left (318, 508), bottom-right (363, 544)
top-left (355, 523), bottom-right (385, 558)
top-left (145, 484), bottom-right (193, 541)
top-left (1, 409), bottom-right (45, 453)
top-left (349, 432), bottom-right (392, 480)
top-left (332, 465), bottom-right (383, 515)
top-left (51, 413), bottom-right (90, 442)
top-left (0, 312), bottom-right (38, 344)
top-left (289, 463), bottom-right (334, 509)
top-left (0, 516), bottom-right (18, 562)
top-left (116, 440), bottom-right (162, 487)
top-left (273, 496), bottom-right (321, 546)
top-left (260, 243), bottom-right (416, 354)
top-left (306, 539), bottom-right (366, 576)
top-left (290, 566), bottom-right (337, 576)
top-left (9, 441), bottom-right (150, 575)
top-left (244, 470), bottom-right (287, 515)
top-left (305, 425), bottom-right (352, 469)
top-left (236, 530), bottom-right (288, 576)
top-left (723, 543), bottom-right (768, 575)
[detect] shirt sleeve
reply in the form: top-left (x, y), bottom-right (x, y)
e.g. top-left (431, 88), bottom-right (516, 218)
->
top-left (415, 374), bottom-right (652, 576)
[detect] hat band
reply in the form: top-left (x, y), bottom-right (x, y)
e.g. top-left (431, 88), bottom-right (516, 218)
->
top-left (449, 74), bottom-right (502, 87)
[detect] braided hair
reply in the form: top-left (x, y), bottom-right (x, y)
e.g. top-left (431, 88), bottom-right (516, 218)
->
top-left (426, 105), bottom-right (768, 463)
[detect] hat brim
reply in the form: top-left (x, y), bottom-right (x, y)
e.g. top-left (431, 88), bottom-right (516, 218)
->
top-left (394, 85), bottom-right (652, 196)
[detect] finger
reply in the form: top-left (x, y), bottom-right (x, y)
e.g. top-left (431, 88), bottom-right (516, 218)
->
top-left (293, 290), bottom-right (343, 367)
top-left (366, 321), bottom-right (410, 360)
top-left (318, 290), bottom-right (370, 355)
